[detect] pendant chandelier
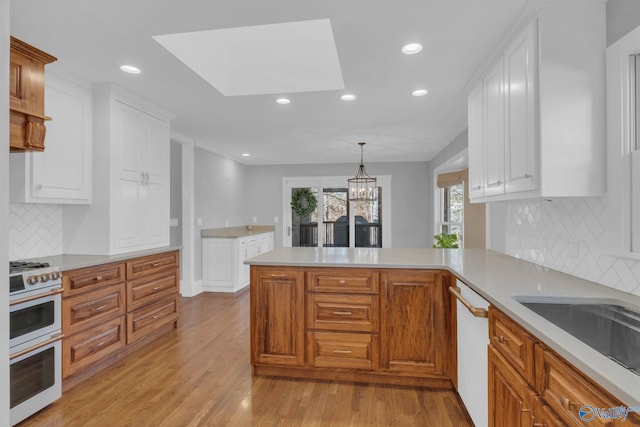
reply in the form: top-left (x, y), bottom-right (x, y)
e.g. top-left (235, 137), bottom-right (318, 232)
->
top-left (348, 142), bottom-right (377, 201)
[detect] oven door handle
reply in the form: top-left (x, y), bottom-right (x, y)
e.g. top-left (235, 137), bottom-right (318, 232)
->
top-left (10, 287), bottom-right (63, 306)
top-left (10, 333), bottom-right (64, 360)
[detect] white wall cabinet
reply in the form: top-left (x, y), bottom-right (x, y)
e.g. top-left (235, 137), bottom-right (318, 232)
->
top-left (467, 2), bottom-right (606, 203)
top-left (10, 69), bottom-right (92, 204)
top-left (63, 84), bottom-right (174, 255)
top-left (202, 232), bottom-right (274, 293)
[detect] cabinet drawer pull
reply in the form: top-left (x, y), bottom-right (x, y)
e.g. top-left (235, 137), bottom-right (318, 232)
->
top-left (524, 173), bottom-right (533, 179)
top-left (152, 314), bottom-right (162, 320)
top-left (487, 179), bottom-right (503, 187)
top-left (448, 286), bottom-right (488, 318)
top-left (96, 340), bottom-right (107, 348)
top-left (90, 304), bottom-right (109, 313)
top-left (472, 185), bottom-right (483, 190)
top-left (497, 335), bottom-right (509, 344)
top-left (338, 280), bottom-right (346, 285)
top-left (269, 274), bottom-right (287, 278)
top-left (151, 262), bottom-right (160, 267)
top-left (152, 286), bottom-right (164, 291)
top-left (332, 311), bottom-right (352, 316)
top-left (332, 350), bottom-right (352, 354)
top-left (560, 396), bottom-right (574, 410)
top-left (93, 275), bottom-right (103, 282)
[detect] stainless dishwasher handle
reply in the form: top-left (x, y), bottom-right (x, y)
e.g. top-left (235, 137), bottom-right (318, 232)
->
top-left (449, 286), bottom-right (488, 318)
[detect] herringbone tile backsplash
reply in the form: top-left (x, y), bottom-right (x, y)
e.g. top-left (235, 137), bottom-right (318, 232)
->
top-left (503, 197), bottom-right (640, 296)
top-left (9, 203), bottom-right (63, 260)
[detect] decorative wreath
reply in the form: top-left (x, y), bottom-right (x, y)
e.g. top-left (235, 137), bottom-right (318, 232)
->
top-left (291, 189), bottom-right (317, 217)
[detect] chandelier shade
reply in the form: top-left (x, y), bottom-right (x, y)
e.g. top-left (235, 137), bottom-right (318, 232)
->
top-left (348, 142), bottom-right (377, 201)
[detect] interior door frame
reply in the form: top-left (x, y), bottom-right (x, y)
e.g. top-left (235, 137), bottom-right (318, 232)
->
top-left (282, 175), bottom-right (392, 248)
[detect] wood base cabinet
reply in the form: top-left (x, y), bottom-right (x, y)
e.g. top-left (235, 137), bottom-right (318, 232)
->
top-left (488, 345), bottom-right (536, 427)
top-left (489, 307), bottom-right (640, 427)
top-left (250, 266), bottom-right (456, 388)
top-left (250, 267), bottom-right (305, 367)
top-left (381, 270), bottom-right (454, 377)
top-left (62, 250), bottom-right (180, 387)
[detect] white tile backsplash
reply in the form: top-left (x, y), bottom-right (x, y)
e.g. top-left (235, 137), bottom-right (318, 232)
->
top-left (502, 197), bottom-right (640, 296)
top-left (9, 203), bottom-right (63, 260)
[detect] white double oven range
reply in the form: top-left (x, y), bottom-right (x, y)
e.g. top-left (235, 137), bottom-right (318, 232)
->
top-left (9, 261), bottom-right (63, 426)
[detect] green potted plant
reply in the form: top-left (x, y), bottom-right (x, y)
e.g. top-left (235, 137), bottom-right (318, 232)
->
top-left (432, 233), bottom-right (460, 248)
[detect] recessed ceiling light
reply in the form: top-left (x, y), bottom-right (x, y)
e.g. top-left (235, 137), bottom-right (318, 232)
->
top-left (241, 153), bottom-right (251, 157)
top-left (276, 98), bottom-right (290, 104)
top-left (402, 43), bottom-right (423, 55)
top-left (120, 65), bottom-right (141, 74)
top-left (412, 89), bottom-right (428, 97)
top-left (340, 93), bottom-right (357, 101)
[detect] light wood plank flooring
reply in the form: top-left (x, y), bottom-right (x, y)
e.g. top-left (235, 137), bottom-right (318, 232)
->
top-left (20, 292), bottom-right (473, 426)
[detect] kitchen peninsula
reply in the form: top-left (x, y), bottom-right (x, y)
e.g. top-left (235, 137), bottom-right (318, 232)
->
top-left (246, 247), bottom-right (640, 421)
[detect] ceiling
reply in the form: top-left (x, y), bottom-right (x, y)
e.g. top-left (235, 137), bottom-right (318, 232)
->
top-left (10, 0), bottom-right (528, 165)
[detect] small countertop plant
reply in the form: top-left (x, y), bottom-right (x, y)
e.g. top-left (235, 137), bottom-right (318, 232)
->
top-left (432, 233), bottom-right (459, 248)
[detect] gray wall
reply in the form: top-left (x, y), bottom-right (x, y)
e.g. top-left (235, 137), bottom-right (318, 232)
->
top-left (430, 129), bottom-right (468, 171)
top-left (1, 0), bottom-right (10, 421)
top-left (607, 0), bottom-right (640, 46)
top-left (194, 147), bottom-right (247, 279)
top-left (169, 141), bottom-right (182, 247)
top-left (245, 161), bottom-right (431, 249)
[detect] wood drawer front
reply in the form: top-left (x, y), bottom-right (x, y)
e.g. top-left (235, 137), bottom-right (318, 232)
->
top-left (126, 251), bottom-right (179, 279)
top-left (307, 332), bottom-right (377, 370)
top-left (126, 295), bottom-right (178, 344)
top-left (307, 269), bottom-right (378, 294)
top-left (489, 307), bottom-right (536, 384)
top-left (535, 346), bottom-right (637, 427)
top-left (63, 263), bottom-right (125, 296)
top-left (63, 282), bottom-right (126, 336)
top-left (307, 294), bottom-right (379, 332)
top-left (127, 271), bottom-right (179, 310)
top-left (63, 315), bottom-right (125, 378)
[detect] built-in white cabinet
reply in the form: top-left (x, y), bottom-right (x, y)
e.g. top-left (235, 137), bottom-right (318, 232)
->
top-left (10, 69), bottom-right (92, 204)
top-left (467, 1), bottom-right (606, 203)
top-left (63, 84), bottom-right (174, 255)
top-left (202, 232), bottom-right (274, 293)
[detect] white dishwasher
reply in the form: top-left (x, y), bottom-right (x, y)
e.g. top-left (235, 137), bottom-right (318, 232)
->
top-left (450, 279), bottom-right (489, 427)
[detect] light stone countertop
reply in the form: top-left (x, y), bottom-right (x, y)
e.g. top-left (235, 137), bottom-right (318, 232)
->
top-left (246, 247), bottom-right (640, 407)
top-left (201, 225), bottom-right (275, 239)
top-left (24, 245), bottom-right (182, 272)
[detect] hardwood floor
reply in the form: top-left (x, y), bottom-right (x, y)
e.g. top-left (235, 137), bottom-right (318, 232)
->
top-left (20, 292), bottom-right (473, 427)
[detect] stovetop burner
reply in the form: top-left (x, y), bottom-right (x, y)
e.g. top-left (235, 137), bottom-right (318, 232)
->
top-left (9, 261), bottom-right (51, 275)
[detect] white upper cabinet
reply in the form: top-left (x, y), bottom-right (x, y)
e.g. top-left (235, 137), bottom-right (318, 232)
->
top-left (467, 81), bottom-right (485, 200)
top-left (10, 69), bottom-right (92, 204)
top-left (63, 84), bottom-right (174, 255)
top-left (504, 21), bottom-right (537, 194)
top-left (483, 59), bottom-right (505, 197)
top-left (467, 1), bottom-right (606, 203)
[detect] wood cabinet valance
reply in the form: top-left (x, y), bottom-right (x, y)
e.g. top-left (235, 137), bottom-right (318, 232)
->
top-left (9, 36), bottom-right (56, 152)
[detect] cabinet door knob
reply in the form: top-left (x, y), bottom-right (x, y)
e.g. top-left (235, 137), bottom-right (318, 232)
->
top-left (560, 396), bottom-right (574, 410)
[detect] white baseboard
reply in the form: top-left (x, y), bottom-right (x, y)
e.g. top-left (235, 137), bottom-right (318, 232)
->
top-left (180, 279), bottom-right (203, 297)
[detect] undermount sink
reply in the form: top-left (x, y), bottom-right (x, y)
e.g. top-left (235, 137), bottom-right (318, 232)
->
top-left (514, 297), bottom-right (640, 375)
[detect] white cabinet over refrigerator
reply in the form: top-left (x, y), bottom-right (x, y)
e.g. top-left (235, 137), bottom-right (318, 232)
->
top-left (64, 84), bottom-right (174, 255)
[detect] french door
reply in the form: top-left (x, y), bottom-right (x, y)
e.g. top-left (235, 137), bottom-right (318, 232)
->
top-left (283, 176), bottom-right (390, 248)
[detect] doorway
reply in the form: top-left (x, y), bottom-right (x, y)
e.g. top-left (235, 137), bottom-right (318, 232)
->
top-left (283, 176), bottom-right (390, 248)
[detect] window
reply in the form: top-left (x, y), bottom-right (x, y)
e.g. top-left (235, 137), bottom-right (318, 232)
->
top-left (434, 166), bottom-right (486, 249)
top-left (441, 183), bottom-right (464, 244)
